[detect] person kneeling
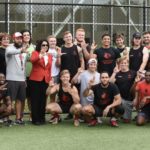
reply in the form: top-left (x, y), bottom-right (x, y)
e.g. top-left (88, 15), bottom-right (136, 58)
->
top-left (46, 70), bottom-right (82, 127)
top-left (0, 73), bottom-right (13, 126)
top-left (82, 71), bottom-right (124, 127)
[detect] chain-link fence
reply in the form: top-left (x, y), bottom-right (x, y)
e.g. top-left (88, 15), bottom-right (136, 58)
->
top-left (0, 1), bottom-right (150, 46)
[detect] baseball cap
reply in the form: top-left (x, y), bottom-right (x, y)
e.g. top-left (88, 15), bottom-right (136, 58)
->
top-left (88, 58), bottom-right (97, 65)
top-left (132, 32), bottom-right (141, 38)
top-left (13, 32), bottom-right (22, 39)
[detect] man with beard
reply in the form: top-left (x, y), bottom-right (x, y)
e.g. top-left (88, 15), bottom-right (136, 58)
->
top-left (133, 70), bottom-right (150, 126)
top-left (5, 32), bottom-right (28, 125)
top-left (83, 72), bottom-right (124, 127)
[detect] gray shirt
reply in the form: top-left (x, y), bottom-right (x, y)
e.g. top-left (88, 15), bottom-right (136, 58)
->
top-left (5, 44), bottom-right (27, 81)
top-left (78, 70), bottom-right (100, 106)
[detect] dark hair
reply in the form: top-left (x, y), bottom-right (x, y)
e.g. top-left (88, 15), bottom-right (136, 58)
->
top-left (101, 33), bottom-right (111, 40)
top-left (35, 39), bottom-right (49, 52)
top-left (143, 31), bottom-right (150, 35)
top-left (100, 71), bottom-right (109, 77)
top-left (20, 29), bottom-right (32, 44)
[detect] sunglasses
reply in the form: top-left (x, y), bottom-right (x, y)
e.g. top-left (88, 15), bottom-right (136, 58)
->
top-left (41, 44), bottom-right (48, 47)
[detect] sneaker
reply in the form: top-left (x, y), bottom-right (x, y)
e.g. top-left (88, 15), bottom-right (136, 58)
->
top-left (97, 117), bottom-right (103, 124)
top-left (88, 119), bottom-right (97, 127)
top-left (74, 115), bottom-right (79, 127)
top-left (52, 117), bottom-right (59, 125)
top-left (4, 120), bottom-right (14, 127)
top-left (74, 119), bottom-right (79, 127)
top-left (15, 119), bottom-right (25, 125)
top-left (49, 115), bottom-right (61, 123)
top-left (110, 120), bottom-right (119, 127)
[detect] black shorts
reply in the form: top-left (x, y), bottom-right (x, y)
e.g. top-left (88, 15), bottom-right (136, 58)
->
top-left (7, 80), bottom-right (26, 101)
top-left (138, 103), bottom-right (150, 119)
top-left (58, 103), bottom-right (72, 113)
top-left (93, 105), bottom-right (124, 117)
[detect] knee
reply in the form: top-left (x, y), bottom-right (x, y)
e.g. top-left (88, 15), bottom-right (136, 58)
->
top-left (73, 104), bottom-right (82, 113)
top-left (136, 116), bottom-right (146, 126)
top-left (82, 106), bottom-right (93, 116)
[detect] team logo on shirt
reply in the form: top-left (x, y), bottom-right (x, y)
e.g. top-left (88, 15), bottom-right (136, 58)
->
top-left (104, 53), bottom-right (111, 59)
top-left (62, 94), bottom-right (69, 102)
top-left (100, 92), bottom-right (109, 105)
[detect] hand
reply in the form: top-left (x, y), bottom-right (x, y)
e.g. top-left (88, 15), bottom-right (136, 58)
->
top-left (113, 67), bottom-right (119, 74)
top-left (88, 76), bottom-right (95, 89)
top-left (21, 44), bottom-right (29, 53)
top-left (73, 38), bottom-right (78, 45)
top-left (103, 106), bottom-right (111, 117)
top-left (91, 41), bottom-right (97, 51)
top-left (49, 79), bottom-right (55, 87)
top-left (133, 99), bottom-right (138, 108)
top-left (139, 97), bottom-right (147, 108)
top-left (81, 40), bottom-right (88, 50)
top-left (77, 67), bottom-right (84, 74)
top-left (0, 83), bottom-right (8, 91)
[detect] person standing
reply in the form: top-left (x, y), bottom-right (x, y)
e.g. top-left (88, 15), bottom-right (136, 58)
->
top-left (129, 32), bottom-right (149, 72)
top-left (92, 33), bottom-right (120, 76)
top-left (110, 57), bottom-right (136, 123)
top-left (59, 31), bottom-right (84, 80)
top-left (142, 31), bottom-right (150, 70)
top-left (47, 35), bottom-right (60, 84)
top-left (0, 33), bottom-right (10, 75)
top-left (29, 39), bottom-right (52, 125)
top-left (5, 32), bottom-right (28, 124)
top-left (21, 29), bottom-right (35, 121)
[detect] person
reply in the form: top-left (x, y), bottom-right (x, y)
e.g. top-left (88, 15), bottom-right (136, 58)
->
top-left (59, 31), bottom-right (84, 120)
top-left (5, 32), bottom-right (28, 125)
top-left (0, 73), bottom-right (13, 126)
top-left (72, 58), bottom-right (100, 106)
top-left (129, 32), bottom-right (149, 72)
top-left (142, 31), bottom-right (150, 70)
top-left (46, 70), bottom-right (82, 127)
top-left (110, 57), bottom-right (136, 123)
top-left (0, 32), bottom-right (10, 75)
top-left (114, 33), bottom-right (130, 58)
top-left (29, 39), bottom-right (52, 125)
top-left (21, 29), bottom-right (35, 121)
top-left (92, 33), bottom-right (120, 76)
top-left (133, 70), bottom-right (150, 126)
top-left (82, 71), bottom-right (124, 127)
top-left (59, 31), bottom-right (84, 80)
top-left (75, 28), bottom-right (91, 62)
top-left (47, 35), bottom-right (60, 84)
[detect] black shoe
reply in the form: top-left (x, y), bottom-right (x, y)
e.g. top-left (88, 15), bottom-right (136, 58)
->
top-left (64, 114), bottom-right (73, 120)
top-left (15, 119), bottom-right (25, 125)
top-left (33, 122), bottom-right (41, 125)
top-left (4, 120), bottom-right (14, 127)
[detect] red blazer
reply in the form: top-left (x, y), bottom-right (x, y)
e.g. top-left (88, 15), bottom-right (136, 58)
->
top-left (29, 51), bottom-right (52, 83)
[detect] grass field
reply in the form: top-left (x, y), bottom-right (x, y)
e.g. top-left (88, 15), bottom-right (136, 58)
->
top-left (0, 115), bottom-right (150, 150)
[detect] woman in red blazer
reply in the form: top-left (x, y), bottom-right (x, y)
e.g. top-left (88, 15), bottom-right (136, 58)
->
top-left (29, 39), bottom-right (52, 125)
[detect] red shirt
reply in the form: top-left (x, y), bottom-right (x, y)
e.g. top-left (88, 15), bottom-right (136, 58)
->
top-left (136, 80), bottom-right (150, 105)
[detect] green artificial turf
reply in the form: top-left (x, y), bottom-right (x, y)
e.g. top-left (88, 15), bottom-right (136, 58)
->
top-left (0, 116), bottom-right (150, 150)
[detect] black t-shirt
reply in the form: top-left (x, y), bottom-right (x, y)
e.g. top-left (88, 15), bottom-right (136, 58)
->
top-left (94, 47), bottom-right (120, 75)
top-left (0, 47), bottom-right (6, 75)
top-left (91, 82), bottom-right (120, 108)
top-left (129, 46), bottom-right (144, 72)
top-left (115, 70), bottom-right (136, 101)
top-left (61, 45), bottom-right (80, 79)
top-left (58, 84), bottom-right (73, 106)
